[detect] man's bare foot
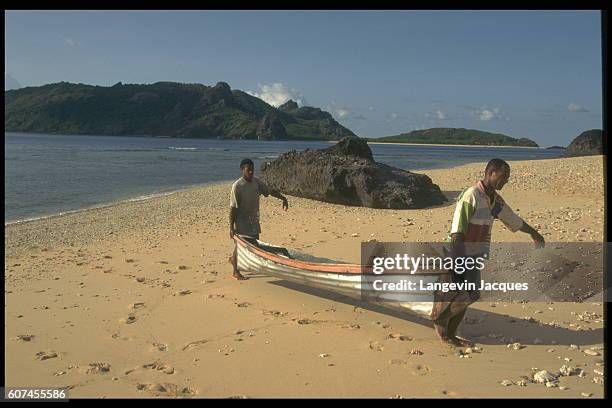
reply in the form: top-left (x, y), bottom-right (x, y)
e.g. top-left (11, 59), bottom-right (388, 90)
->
top-left (450, 336), bottom-right (474, 347)
top-left (232, 272), bottom-right (248, 281)
top-left (433, 320), bottom-right (455, 346)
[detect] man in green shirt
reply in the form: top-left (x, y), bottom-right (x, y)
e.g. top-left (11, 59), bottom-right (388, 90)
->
top-left (433, 158), bottom-right (545, 346)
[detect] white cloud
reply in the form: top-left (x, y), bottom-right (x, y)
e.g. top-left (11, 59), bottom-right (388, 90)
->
top-left (471, 106), bottom-right (507, 121)
top-left (426, 110), bottom-right (447, 120)
top-left (479, 109), bottom-right (496, 121)
top-left (568, 102), bottom-right (588, 112)
top-left (336, 109), bottom-right (349, 118)
top-left (247, 83), bottom-right (305, 107)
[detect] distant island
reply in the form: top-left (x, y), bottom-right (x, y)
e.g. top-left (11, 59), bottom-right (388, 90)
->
top-left (366, 128), bottom-right (539, 147)
top-left (4, 81), bottom-right (355, 141)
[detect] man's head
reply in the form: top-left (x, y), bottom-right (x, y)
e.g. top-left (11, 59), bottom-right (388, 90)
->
top-left (484, 158), bottom-right (510, 190)
top-left (240, 158), bottom-right (255, 181)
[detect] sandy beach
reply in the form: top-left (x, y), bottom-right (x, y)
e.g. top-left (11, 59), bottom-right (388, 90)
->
top-left (5, 155), bottom-right (605, 398)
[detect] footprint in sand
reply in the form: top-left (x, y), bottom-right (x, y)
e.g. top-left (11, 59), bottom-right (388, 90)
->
top-left (35, 351), bottom-right (58, 361)
top-left (207, 294), bottom-right (225, 299)
top-left (372, 321), bottom-right (392, 329)
top-left (368, 341), bottom-right (385, 352)
top-left (178, 265), bottom-right (189, 271)
top-left (182, 339), bottom-right (208, 351)
top-left (175, 289), bottom-right (192, 296)
top-left (261, 309), bottom-right (287, 317)
top-left (235, 302), bottom-right (251, 308)
top-left (85, 362), bottom-right (111, 374)
top-left (136, 382), bottom-right (195, 397)
top-left (387, 333), bottom-right (413, 341)
top-left (132, 302), bottom-right (145, 310)
top-left (151, 343), bottom-right (168, 352)
top-left (12, 334), bottom-right (35, 342)
top-left (125, 259), bottom-right (135, 263)
top-left (341, 324), bottom-right (361, 330)
top-left (143, 361), bottom-right (175, 375)
top-left (412, 364), bottom-right (431, 376)
top-left (121, 315), bottom-right (137, 324)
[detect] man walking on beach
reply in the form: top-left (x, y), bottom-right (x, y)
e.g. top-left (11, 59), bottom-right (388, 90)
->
top-left (433, 158), bottom-right (545, 346)
top-left (229, 158), bottom-right (289, 280)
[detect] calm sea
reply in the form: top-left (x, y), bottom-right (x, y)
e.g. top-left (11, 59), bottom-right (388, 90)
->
top-left (4, 132), bottom-right (563, 223)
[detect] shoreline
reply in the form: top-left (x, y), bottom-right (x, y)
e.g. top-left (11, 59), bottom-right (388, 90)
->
top-left (8, 131), bottom-right (548, 148)
top-left (4, 186), bottom-right (210, 227)
top-left (364, 141), bottom-right (542, 149)
top-left (5, 153), bottom-right (573, 226)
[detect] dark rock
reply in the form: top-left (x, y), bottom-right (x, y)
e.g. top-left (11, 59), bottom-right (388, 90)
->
top-left (547, 145), bottom-right (566, 150)
top-left (278, 100), bottom-right (299, 112)
top-left (207, 82), bottom-right (234, 106)
top-left (260, 137), bottom-right (446, 209)
top-left (256, 113), bottom-right (287, 140)
top-left (565, 129), bottom-right (603, 157)
top-left (326, 136), bottom-right (374, 161)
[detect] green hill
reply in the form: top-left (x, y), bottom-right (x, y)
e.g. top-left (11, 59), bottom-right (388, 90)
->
top-left (4, 81), bottom-right (356, 141)
top-left (371, 128), bottom-right (539, 147)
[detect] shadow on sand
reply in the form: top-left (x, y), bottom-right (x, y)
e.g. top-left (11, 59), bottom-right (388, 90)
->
top-left (268, 280), bottom-right (603, 347)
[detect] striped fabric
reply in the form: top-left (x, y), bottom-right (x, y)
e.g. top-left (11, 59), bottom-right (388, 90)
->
top-left (446, 180), bottom-right (524, 255)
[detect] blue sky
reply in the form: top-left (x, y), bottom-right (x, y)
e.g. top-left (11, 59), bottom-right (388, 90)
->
top-left (5, 10), bottom-right (603, 145)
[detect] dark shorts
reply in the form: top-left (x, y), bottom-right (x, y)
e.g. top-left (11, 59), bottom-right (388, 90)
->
top-left (443, 247), bottom-right (483, 303)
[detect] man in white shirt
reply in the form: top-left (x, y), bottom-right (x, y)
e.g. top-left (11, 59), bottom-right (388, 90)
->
top-left (229, 158), bottom-right (288, 280)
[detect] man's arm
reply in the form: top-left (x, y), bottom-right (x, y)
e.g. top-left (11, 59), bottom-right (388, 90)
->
top-left (495, 195), bottom-right (545, 249)
top-left (230, 207), bottom-right (237, 239)
top-left (519, 221), bottom-right (545, 248)
top-left (269, 190), bottom-right (288, 211)
top-left (229, 183), bottom-right (239, 240)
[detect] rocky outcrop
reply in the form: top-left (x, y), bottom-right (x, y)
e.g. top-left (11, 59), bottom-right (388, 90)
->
top-left (256, 113), bottom-right (286, 140)
top-left (565, 129), bottom-right (603, 157)
top-left (260, 137), bottom-right (447, 209)
top-left (278, 100), bottom-right (299, 112)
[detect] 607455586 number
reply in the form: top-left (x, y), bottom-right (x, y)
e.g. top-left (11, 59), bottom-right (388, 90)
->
top-left (3, 387), bottom-right (69, 400)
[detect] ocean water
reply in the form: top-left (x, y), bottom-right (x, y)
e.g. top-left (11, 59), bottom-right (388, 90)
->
top-left (4, 132), bottom-right (563, 223)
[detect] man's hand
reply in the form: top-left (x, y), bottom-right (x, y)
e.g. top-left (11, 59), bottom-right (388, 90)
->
top-left (530, 230), bottom-right (545, 248)
top-left (282, 197), bottom-right (288, 211)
